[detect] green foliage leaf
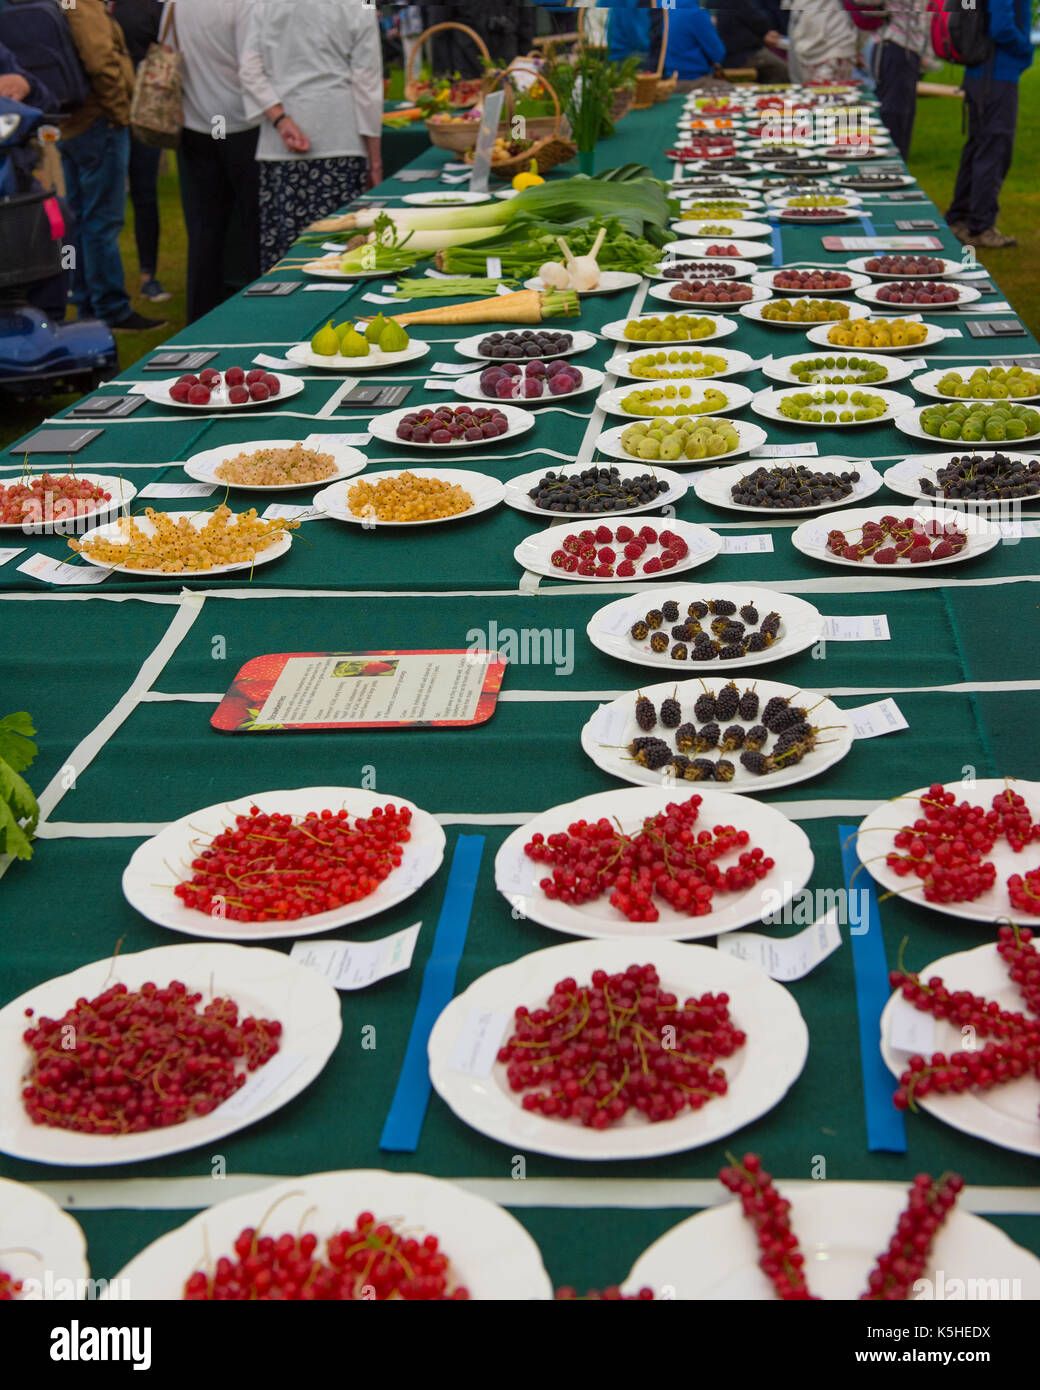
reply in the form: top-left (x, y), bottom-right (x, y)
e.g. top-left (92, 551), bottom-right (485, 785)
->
top-left (0, 711), bottom-right (37, 773)
top-left (0, 756), bottom-right (39, 859)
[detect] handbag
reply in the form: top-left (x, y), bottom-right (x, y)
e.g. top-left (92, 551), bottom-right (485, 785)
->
top-left (129, 2), bottom-right (183, 148)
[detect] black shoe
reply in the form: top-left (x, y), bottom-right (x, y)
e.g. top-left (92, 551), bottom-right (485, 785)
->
top-left (110, 311), bottom-right (167, 332)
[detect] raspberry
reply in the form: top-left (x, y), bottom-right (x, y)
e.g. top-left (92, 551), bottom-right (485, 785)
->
top-left (551, 549), bottom-right (569, 568)
top-left (669, 539), bottom-right (689, 559)
top-left (660, 552), bottom-right (678, 569)
top-left (562, 554), bottom-right (579, 572)
top-left (596, 563), bottom-right (615, 577)
top-left (908, 544), bottom-right (933, 563)
top-left (578, 561), bottom-right (596, 576)
top-left (597, 547), bottom-right (616, 564)
top-left (578, 530), bottom-right (595, 545)
top-left (579, 545), bottom-right (596, 561)
top-left (624, 541), bottom-right (644, 560)
top-left (642, 556), bottom-right (663, 574)
top-left (616, 559), bottom-right (636, 577)
top-left (563, 534), bottom-right (581, 553)
top-left (873, 547), bottom-right (897, 564)
top-left (616, 525), bottom-right (635, 542)
top-left (595, 525), bottom-right (613, 544)
top-left (658, 530), bottom-right (675, 547)
top-left (842, 544), bottom-right (862, 561)
top-left (931, 540), bottom-right (955, 560)
top-left (638, 526), bottom-right (658, 544)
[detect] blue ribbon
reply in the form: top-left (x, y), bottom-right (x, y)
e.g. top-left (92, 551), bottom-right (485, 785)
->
top-left (770, 222), bottom-right (783, 267)
top-left (839, 824), bottom-right (907, 1154)
top-left (859, 214), bottom-right (876, 238)
top-left (379, 833), bottom-right (485, 1152)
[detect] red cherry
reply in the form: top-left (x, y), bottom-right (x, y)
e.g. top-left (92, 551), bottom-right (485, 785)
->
top-left (248, 382), bottom-right (270, 401)
top-left (224, 367), bottom-right (246, 387)
top-left (188, 385), bottom-right (211, 405)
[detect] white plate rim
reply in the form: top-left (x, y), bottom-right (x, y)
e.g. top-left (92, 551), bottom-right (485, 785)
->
top-left (0, 1176), bottom-right (90, 1295)
top-left (314, 466), bottom-right (505, 526)
top-left (451, 366), bottom-right (605, 407)
top-left (599, 313), bottom-right (740, 347)
top-left (135, 375), bottom-right (304, 410)
top-left (692, 455), bottom-right (883, 514)
top-left (284, 340), bottom-right (430, 372)
top-left (520, 271), bottom-right (643, 296)
top-left (182, 439), bottom-right (367, 492)
top-left (646, 281), bottom-right (772, 309)
top-left (604, 346), bottom-right (756, 380)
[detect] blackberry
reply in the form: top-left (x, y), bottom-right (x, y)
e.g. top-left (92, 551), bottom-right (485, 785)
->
top-left (718, 644), bottom-right (746, 662)
top-left (715, 759), bottom-right (735, 782)
top-left (744, 724), bottom-right (768, 750)
top-left (686, 620), bottom-right (703, 638)
top-left (660, 694), bottom-right (682, 728)
top-left (670, 754), bottom-right (693, 780)
top-left (635, 694), bottom-right (656, 731)
top-left (675, 721), bottom-right (697, 752)
top-left (745, 632), bottom-right (768, 653)
top-left (694, 722), bottom-right (720, 751)
top-left (770, 705), bottom-right (808, 734)
top-left (650, 632), bottom-right (669, 653)
top-left (738, 687), bottom-right (759, 722)
top-left (708, 598), bottom-right (737, 616)
top-left (630, 620), bottom-right (649, 642)
top-left (772, 742), bottom-right (805, 768)
top-left (688, 600), bottom-right (709, 620)
top-left (691, 637), bottom-right (717, 661)
top-left (694, 692), bottom-right (717, 722)
top-left (671, 643), bottom-right (688, 661)
top-left (690, 758), bottom-right (717, 782)
top-left (762, 696), bottom-right (790, 727)
top-left (760, 611), bottom-right (781, 635)
top-left (645, 609), bottom-right (664, 630)
top-left (714, 682), bottom-right (740, 722)
top-left (661, 600), bottom-right (680, 622)
top-left (719, 623), bottom-right (745, 646)
top-left (671, 623), bottom-right (691, 641)
top-left (739, 604), bottom-right (759, 625)
top-left (710, 616), bottom-right (731, 638)
top-left (721, 724), bottom-right (745, 751)
top-left (740, 749), bottom-right (770, 776)
top-left (635, 739), bottom-right (673, 770)
top-left (629, 736), bottom-right (660, 755)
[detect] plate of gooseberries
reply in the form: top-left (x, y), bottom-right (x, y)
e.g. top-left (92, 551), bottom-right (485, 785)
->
top-left (910, 365), bottom-right (1040, 404)
top-left (805, 317), bottom-right (947, 353)
top-left (751, 385), bottom-right (914, 427)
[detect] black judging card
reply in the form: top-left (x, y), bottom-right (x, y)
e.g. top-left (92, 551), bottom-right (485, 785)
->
top-left (243, 282), bottom-right (301, 297)
top-left (67, 395), bottom-right (146, 418)
top-left (12, 428), bottom-right (103, 454)
top-left (144, 349), bottom-right (218, 371)
top-left (339, 382), bottom-right (412, 409)
top-left (967, 319), bottom-right (1028, 338)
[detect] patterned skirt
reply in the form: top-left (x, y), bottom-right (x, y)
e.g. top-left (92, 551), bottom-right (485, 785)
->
top-left (259, 156), bottom-right (367, 269)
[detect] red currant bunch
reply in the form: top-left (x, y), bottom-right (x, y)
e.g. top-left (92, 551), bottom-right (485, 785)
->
top-left (886, 782), bottom-right (998, 903)
top-left (1008, 869), bottom-right (1040, 917)
top-left (996, 923), bottom-right (1040, 1013)
top-left (719, 1154), bottom-right (817, 1300)
top-left (861, 1173), bottom-right (965, 1300)
top-left (0, 1269), bottom-right (23, 1300)
top-left (555, 1285), bottom-right (655, 1299)
top-left (986, 787), bottom-right (1039, 852)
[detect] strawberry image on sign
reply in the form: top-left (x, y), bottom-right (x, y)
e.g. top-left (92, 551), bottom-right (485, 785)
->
top-left (332, 659), bottom-right (399, 678)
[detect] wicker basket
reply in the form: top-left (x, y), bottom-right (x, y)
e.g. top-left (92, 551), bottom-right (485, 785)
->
top-left (610, 89), bottom-right (635, 123)
top-left (405, 21), bottom-right (492, 103)
top-left (652, 8), bottom-right (676, 102)
top-left (425, 115), bottom-right (483, 153)
top-left (475, 61), bottom-right (576, 181)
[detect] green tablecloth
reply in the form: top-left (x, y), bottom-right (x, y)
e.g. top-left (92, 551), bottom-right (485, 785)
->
top-left (1, 98), bottom-right (1038, 1294)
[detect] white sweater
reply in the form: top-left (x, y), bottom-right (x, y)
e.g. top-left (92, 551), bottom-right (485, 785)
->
top-left (174, 0), bottom-right (260, 135)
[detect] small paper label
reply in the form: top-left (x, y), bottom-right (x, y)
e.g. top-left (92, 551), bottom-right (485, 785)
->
top-left (720, 534), bottom-right (774, 554)
top-left (486, 256), bottom-right (502, 279)
top-left (362, 292), bottom-right (400, 305)
top-left (822, 614), bottom-right (891, 642)
top-left (430, 362), bottom-right (473, 374)
top-left (289, 923), bottom-right (421, 991)
top-left (423, 379), bottom-right (457, 390)
top-left (749, 442), bottom-right (818, 458)
top-left (0, 547), bottom-right (26, 566)
top-left (261, 503), bottom-right (318, 521)
top-left (139, 481), bottom-right (217, 499)
top-left (448, 1005), bottom-right (510, 1077)
top-left (944, 328), bottom-right (964, 338)
top-left (220, 1052), bottom-right (304, 1116)
top-left (964, 300), bottom-right (1012, 314)
top-left (591, 702), bottom-right (629, 749)
top-left (495, 283), bottom-right (513, 296)
top-left (717, 909), bottom-right (843, 981)
top-left (16, 554), bottom-right (109, 585)
top-left (303, 283), bottom-right (351, 292)
top-left (442, 162), bottom-right (471, 171)
top-left (304, 432), bottom-right (370, 448)
top-left (252, 353), bottom-right (296, 370)
top-left (426, 269), bottom-right (467, 280)
top-left (848, 697), bottom-right (909, 740)
top-left (888, 996), bottom-right (937, 1055)
top-left (999, 519), bottom-right (1040, 540)
top-left (441, 172), bottom-right (472, 184)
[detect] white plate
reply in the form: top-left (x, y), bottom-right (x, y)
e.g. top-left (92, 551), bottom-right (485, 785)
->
top-left (588, 583), bottom-right (825, 672)
top-left (855, 282), bottom-right (981, 311)
top-left (122, 787), bottom-right (446, 940)
top-left (669, 219), bottom-right (773, 240)
top-left (452, 365), bottom-right (605, 406)
top-left (893, 403), bottom-right (1040, 447)
top-left (805, 318), bottom-right (949, 353)
top-left (604, 345), bottom-right (756, 381)
top-left (0, 472), bottom-right (137, 533)
top-left (760, 159), bottom-right (846, 176)
top-left (910, 366), bottom-right (1040, 403)
top-left (182, 439), bottom-right (367, 492)
top-left (845, 254), bottom-right (967, 279)
top-left (761, 349), bottom-right (912, 386)
top-left (648, 259), bottom-right (760, 280)
top-left (834, 172), bottom-right (918, 191)
top-left (521, 271), bottom-right (643, 296)
top-left (680, 160), bottom-right (764, 176)
top-left (856, 777), bottom-right (1040, 927)
top-left (75, 509), bottom-right (294, 578)
top-left (792, 503), bottom-right (1000, 569)
top-left (599, 313), bottom-right (739, 347)
top-left (646, 280), bottom-right (772, 308)
top-left (103, 1170), bottom-right (552, 1300)
top-left (662, 238), bottom-right (773, 261)
top-left (285, 339), bottom-right (430, 372)
top-left (581, 676), bottom-right (853, 797)
top-left (739, 298), bottom-right (872, 329)
top-left (765, 194), bottom-right (862, 212)
top-left (364, 400), bottom-right (536, 449)
top-left (514, 516), bottom-right (720, 583)
top-left (0, 943), bottom-right (340, 1166)
top-left (880, 942), bottom-right (1040, 1157)
top-left (135, 375), bottom-right (304, 411)
top-left (453, 329), bottom-right (598, 363)
top-left (752, 384), bottom-right (914, 427)
top-left (596, 379), bottom-right (755, 419)
top-left (678, 198), bottom-right (765, 215)
top-left (301, 257), bottom-right (383, 280)
top-left (493, 188), bottom-right (519, 199)
top-left (694, 456), bottom-right (883, 513)
top-left (316, 467), bottom-right (505, 527)
top-left (428, 938), bottom-right (808, 1161)
top-left (400, 189), bottom-right (490, 206)
top-left (750, 267), bottom-right (871, 295)
top-left (503, 461), bottom-right (688, 519)
top-left (0, 1176), bottom-right (89, 1297)
top-left (594, 418), bottom-right (768, 465)
top-left (883, 451), bottom-right (1040, 505)
top-left (626, 1182), bottom-right (1040, 1299)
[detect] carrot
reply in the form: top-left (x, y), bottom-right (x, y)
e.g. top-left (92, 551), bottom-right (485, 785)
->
top-left (358, 289), bottom-right (578, 327)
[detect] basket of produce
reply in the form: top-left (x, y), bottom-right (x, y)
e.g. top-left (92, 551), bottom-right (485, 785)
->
top-left (464, 62), bottom-right (576, 180)
top-left (406, 22), bottom-right (492, 102)
top-left (411, 24), bottom-right (495, 151)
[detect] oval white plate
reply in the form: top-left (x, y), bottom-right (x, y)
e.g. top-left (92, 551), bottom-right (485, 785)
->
top-left (453, 329), bottom-right (598, 363)
top-left (893, 404), bottom-right (1040, 447)
top-left (0, 1176), bottom-right (89, 1297)
top-left (752, 384), bottom-right (914, 427)
top-left (452, 365), bottom-right (605, 407)
top-left (604, 345), bottom-right (755, 381)
top-left (428, 938), bottom-right (808, 1161)
top-left (135, 375), bottom-right (304, 411)
top-left (909, 366), bottom-right (1040, 403)
top-left (596, 379), bottom-right (755, 419)
top-left (75, 509), bottom-right (293, 578)
top-left (882, 451), bottom-right (1040, 505)
top-left (649, 258), bottom-right (760, 280)
top-left (103, 1170), bottom-right (552, 1300)
top-left (183, 439), bottom-right (367, 492)
top-left (694, 456), bottom-right (883, 514)
top-left (626, 1182), bottom-right (1040, 1299)
top-left (315, 467), bottom-right (504, 527)
top-left (301, 257), bottom-right (384, 280)
top-left (0, 943), bottom-right (341, 1166)
top-left (855, 282), bottom-right (981, 311)
top-left (740, 298), bottom-right (871, 329)
top-left (514, 516), bottom-right (720, 583)
top-left (595, 417), bottom-right (768, 465)
top-left (521, 270), bottom-right (643, 296)
top-left (750, 267), bottom-right (871, 295)
top-left (503, 461), bottom-right (688, 519)
top-left (0, 472), bottom-right (137, 534)
top-left (400, 189), bottom-right (490, 206)
top-left (588, 583), bottom-right (825, 672)
top-left (774, 207), bottom-right (863, 224)
top-left (647, 280), bottom-right (772, 308)
top-left (845, 254), bottom-right (967, 279)
top-left (678, 198), bottom-right (765, 216)
top-left (581, 675), bottom-right (854, 796)
top-left (856, 777), bottom-right (1040, 927)
top-left (681, 160), bottom-right (765, 176)
top-left (791, 502), bottom-right (1000, 569)
top-left (760, 350), bottom-right (912, 387)
top-left (285, 339), bottom-right (429, 372)
top-left (600, 313), bottom-right (739, 347)
top-left (669, 219), bottom-right (773, 240)
top-left (805, 318), bottom-right (949, 353)
top-left (760, 158), bottom-right (846, 176)
top-left (880, 941), bottom-right (1040, 1157)
top-left (662, 238), bottom-right (773, 261)
top-left (365, 400), bottom-right (535, 449)
top-left (835, 171), bottom-right (917, 191)
top-left (123, 787), bottom-right (446, 940)
top-left (765, 194), bottom-right (861, 211)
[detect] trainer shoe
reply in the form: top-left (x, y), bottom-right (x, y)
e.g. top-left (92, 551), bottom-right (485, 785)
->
top-left (946, 221), bottom-right (970, 242)
top-left (110, 310), bottom-right (168, 332)
top-left (967, 227), bottom-right (1017, 248)
top-left (140, 277), bottom-right (172, 303)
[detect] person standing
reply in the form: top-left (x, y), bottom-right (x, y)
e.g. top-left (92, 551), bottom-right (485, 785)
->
top-left (650, 0), bottom-right (727, 89)
top-left (239, 0), bottom-right (383, 270)
top-left (175, 0), bottom-right (261, 323)
top-left (785, 0), bottom-right (858, 84)
top-left (61, 0), bottom-right (164, 331)
top-left (713, 0), bottom-right (789, 83)
top-left (945, 0), bottom-right (1034, 249)
top-left (872, 1), bottom-right (930, 159)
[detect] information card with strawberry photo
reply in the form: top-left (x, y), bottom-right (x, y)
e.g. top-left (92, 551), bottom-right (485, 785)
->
top-left (212, 651), bottom-right (506, 733)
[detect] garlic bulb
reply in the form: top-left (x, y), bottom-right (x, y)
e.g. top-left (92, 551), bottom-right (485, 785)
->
top-left (538, 260), bottom-right (571, 289)
top-left (568, 256), bottom-right (601, 291)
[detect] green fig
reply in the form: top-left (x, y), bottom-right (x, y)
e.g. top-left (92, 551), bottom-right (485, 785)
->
top-left (311, 320), bottom-right (341, 357)
top-left (364, 312), bottom-right (387, 346)
top-left (340, 327), bottom-right (370, 358)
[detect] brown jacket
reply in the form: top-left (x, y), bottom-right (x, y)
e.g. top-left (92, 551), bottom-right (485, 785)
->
top-left (62, 0), bottom-right (136, 141)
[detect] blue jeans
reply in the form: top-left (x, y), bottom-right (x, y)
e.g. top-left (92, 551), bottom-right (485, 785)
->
top-left (60, 119), bottom-right (131, 324)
